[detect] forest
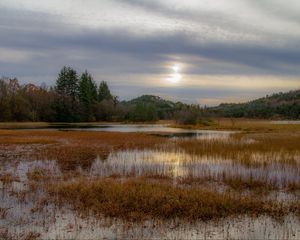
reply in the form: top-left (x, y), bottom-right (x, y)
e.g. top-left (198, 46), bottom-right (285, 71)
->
top-left (0, 66), bottom-right (203, 123)
top-left (0, 66), bottom-right (299, 123)
top-left (211, 90), bottom-right (300, 119)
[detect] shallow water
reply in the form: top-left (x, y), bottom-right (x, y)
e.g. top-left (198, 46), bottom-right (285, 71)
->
top-left (1, 174), bottom-right (299, 240)
top-left (2, 207), bottom-right (300, 240)
top-left (67, 125), bottom-right (234, 139)
top-left (13, 123), bottom-right (235, 139)
top-left (1, 128), bottom-right (299, 239)
top-left (89, 149), bottom-right (300, 188)
top-left (1, 157), bottom-right (299, 239)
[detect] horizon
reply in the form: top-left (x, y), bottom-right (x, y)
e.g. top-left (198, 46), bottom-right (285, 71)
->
top-left (3, 74), bottom-right (299, 107)
top-left (1, 0), bottom-right (300, 105)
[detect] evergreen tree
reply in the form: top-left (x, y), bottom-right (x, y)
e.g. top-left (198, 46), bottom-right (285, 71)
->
top-left (56, 66), bottom-right (79, 100)
top-left (98, 81), bottom-right (112, 102)
top-left (55, 66), bottom-right (80, 121)
top-left (79, 71), bottom-right (97, 121)
top-left (130, 102), bottom-right (158, 122)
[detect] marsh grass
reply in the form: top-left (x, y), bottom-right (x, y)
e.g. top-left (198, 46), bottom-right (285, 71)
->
top-left (0, 130), bottom-right (166, 170)
top-left (27, 168), bottom-right (52, 182)
top-left (1, 125), bottom-right (299, 229)
top-left (21, 231), bottom-right (41, 240)
top-left (287, 182), bottom-right (300, 192)
top-left (48, 178), bottom-right (290, 222)
top-left (176, 174), bottom-right (279, 193)
top-left (0, 207), bottom-right (9, 219)
top-left (88, 147), bottom-right (299, 194)
top-left (0, 173), bottom-right (19, 185)
top-left (0, 230), bottom-right (40, 240)
top-left (172, 118), bottom-right (300, 132)
top-left (0, 122), bottom-right (51, 129)
top-left (39, 131), bottom-right (165, 171)
top-left (43, 146), bottom-right (98, 171)
top-left (174, 133), bottom-right (300, 168)
top-left (0, 137), bottom-right (56, 145)
top-left (222, 175), bottom-right (277, 192)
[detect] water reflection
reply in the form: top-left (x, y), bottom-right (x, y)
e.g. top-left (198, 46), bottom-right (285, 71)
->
top-left (16, 123), bottom-right (234, 139)
top-left (1, 152), bottom-right (299, 239)
top-left (65, 125), bottom-right (234, 139)
top-left (90, 150), bottom-right (300, 187)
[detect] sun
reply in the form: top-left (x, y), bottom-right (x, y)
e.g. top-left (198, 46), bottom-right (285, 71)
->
top-left (172, 65), bottom-right (179, 73)
top-left (167, 64), bottom-right (182, 83)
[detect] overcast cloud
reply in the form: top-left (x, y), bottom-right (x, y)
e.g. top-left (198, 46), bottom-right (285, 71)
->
top-left (0, 0), bottom-right (299, 105)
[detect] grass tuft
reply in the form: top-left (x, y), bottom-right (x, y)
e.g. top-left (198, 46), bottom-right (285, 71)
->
top-left (48, 179), bottom-right (287, 222)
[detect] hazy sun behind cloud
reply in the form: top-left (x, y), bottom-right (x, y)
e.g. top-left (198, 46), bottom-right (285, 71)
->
top-left (0, 0), bottom-right (299, 105)
top-left (166, 64), bottom-right (182, 84)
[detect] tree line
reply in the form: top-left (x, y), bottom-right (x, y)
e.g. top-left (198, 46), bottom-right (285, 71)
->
top-left (210, 90), bottom-right (300, 119)
top-left (1, 67), bottom-right (116, 122)
top-left (0, 66), bottom-right (204, 123)
top-left (2, 66), bottom-right (298, 122)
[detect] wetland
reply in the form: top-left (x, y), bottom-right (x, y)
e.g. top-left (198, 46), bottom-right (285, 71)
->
top-left (0, 120), bottom-right (300, 239)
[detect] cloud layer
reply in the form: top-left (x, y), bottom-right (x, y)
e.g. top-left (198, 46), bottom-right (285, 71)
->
top-left (0, 0), bottom-right (299, 105)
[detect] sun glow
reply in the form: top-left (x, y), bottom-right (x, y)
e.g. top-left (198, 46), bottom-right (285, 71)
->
top-left (167, 64), bottom-right (182, 83)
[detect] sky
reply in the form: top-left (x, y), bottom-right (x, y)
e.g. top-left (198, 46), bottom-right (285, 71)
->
top-left (0, 0), bottom-right (300, 105)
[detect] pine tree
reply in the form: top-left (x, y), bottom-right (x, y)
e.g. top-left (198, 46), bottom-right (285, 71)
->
top-left (79, 71), bottom-right (97, 121)
top-left (56, 66), bottom-right (79, 100)
top-left (98, 81), bottom-right (112, 102)
top-left (55, 66), bottom-right (80, 121)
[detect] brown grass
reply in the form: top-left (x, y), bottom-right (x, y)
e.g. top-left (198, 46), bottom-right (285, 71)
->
top-left (0, 122), bottom-right (51, 129)
top-left (0, 227), bottom-right (41, 240)
top-left (41, 131), bottom-right (165, 171)
top-left (0, 136), bottom-right (56, 145)
top-left (48, 178), bottom-right (289, 222)
top-left (0, 130), bottom-right (165, 148)
top-left (287, 182), bottom-right (300, 192)
top-left (172, 118), bottom-right (300, 132)
top-left (174, 132), bottom-right (300, 168)
top-left (0, 207), bottom-right (9, 219)
top-left (1, 124), bottom-right (299, 225)
top-left (177, 174), bottom-right (279, 193)
top-left (0, 173), bottom-right (19, 185)
top-left (222, 175), bottom-right (277, 192)
top-left (22, 231), bottom-right (41, 240)
top-left (0, 130), bottom-right (166, 170)
top-left (27, 168), bottom-right (52, 182)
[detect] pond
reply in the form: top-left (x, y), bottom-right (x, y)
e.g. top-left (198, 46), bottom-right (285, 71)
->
top-left (35, 124), bottom-right (234, 139)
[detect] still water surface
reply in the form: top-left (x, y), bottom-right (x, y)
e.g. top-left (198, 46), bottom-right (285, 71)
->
top-left (51, 124), bottom-right (234, 139)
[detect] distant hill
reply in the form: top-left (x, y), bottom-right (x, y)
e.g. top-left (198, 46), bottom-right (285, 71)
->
top-left (125, 95), bottom-right (177, 107)
top-left (122, 90), bottom-right (300, 120)
top-left (122, 95), bottom-right (187, 119)
top-left (211, 89), bottom-right (300, 119)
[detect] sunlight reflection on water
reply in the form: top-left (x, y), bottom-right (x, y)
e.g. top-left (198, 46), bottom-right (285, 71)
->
top-left (89, 149), bottom-right (300, 186)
